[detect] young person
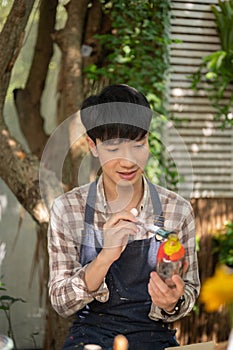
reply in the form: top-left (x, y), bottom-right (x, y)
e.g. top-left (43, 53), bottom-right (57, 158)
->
top-left (48, 84), bottom-right (200, 350)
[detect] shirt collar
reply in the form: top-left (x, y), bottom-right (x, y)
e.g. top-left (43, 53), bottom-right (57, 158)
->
top-left (95, 174), bottom-right (149, 214)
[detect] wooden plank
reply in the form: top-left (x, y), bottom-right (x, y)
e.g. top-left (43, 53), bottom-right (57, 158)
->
top-left (172, 0), bottom-right (218, 4)
top-left (171, 152), bottom-right (231, 159)
top-left (170, 49), bottom-right (217, 57)
top-left (167, 120), bottom-right (229, 129)
top-left (170, 72), bottom-right (233, 84)
top-left (169, 104), bottom-right (223, 112)
top-left (171, 151), bottom-right (231, 161)
top-left (164, 152), bottom-right (232, 160)
top-left (170, 143), bottom-right (233, 150)
top-left (170, 153), bottom-right (232, 161)
top-left (169, 76), bottom-right (212, 84)
top-left (173, 159), bottom-right (233, 167)
top-left (168, 113), bottom-right (219, 120)
top-left (173, 167), bottom-right (232, 174)
top-left (168, 73), bottom-right (192, 80)
top-left (169, 81), bottom-right (233, 92)
top-left (169, 87), bottom-right (233, 97)
top-left (169, 165), bottom-right (232, 172)
top-left (191, 183), bottom-right (233, 190)
top-left (172, 152), bottom-right (231, 159)
top-left (168, 128), bottom-right (233, 135)
top-left (181, 191), bottom-right (233, 199)
top-left (168, 80), bottom-right (211, 88)
top-left (171, 42), bottom-right (220, 50)
top-left (172, 9), bottom-right (215, 19)
top-left (170, 33), bottom-right (220, 43)
top-left (171, 3), bottom-right (215, 11)
top-left (169, 96), bottom-right (231, 104)
top-left (168, 136), bottom-right (232, 144)
top-left (194, 193), bottom-right (233, 198)
top-left (170, 57), bottom-right (202, 65)
top-left (184, 175), bottom-right (232, 182)
top-left (175, 173), bottom-right (232, 182)
top-left (166, 112), bottom-right (213, 119)
top-left (170, 18), bottom-right (216, 27)
top-left (171, 25), bottom-right (217, 35)
top-left (169, 93), bottom-right (232, 105)
top-left (169, 140), bottom-right (233, 147)
top-left (169, 85), bottom-right (201, 92)
top-left (167, 135), bottom-right (232, 143)
top-left (171, 65), bottom-right (204, 73)
top-left (179, 175), bottom-right (233, 182)
top-left (179, 174), bottom-right (232, 180)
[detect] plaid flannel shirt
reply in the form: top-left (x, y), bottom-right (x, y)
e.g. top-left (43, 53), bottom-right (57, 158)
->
top-left (48, 175), bottom-right (200, 321)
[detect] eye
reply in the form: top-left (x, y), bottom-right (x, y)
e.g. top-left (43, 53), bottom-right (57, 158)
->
top-left (106, 147), bottom-right (119, 152)
top-left (134, 142), bottom-right (145, 148)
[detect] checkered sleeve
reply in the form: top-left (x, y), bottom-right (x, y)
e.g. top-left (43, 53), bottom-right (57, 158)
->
top-left (149, 195), bottom-right (200, 322)
top-left (48, 195), bottom-right (109, 318)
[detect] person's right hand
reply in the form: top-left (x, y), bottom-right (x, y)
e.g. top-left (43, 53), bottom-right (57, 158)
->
top-left (100, 210), bottom-right (139, 263)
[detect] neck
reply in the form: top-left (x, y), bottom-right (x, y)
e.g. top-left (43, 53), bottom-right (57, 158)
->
top-left (104, 177), bottom-right (144, 213)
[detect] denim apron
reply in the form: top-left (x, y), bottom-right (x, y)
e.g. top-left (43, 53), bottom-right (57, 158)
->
top-left (62, 180), bottom-right (179, 350)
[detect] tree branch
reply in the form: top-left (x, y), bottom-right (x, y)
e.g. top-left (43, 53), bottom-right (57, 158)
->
top-left (55, 0), bottom-right (89, 120)
top-left (0, 0), bottom-right (35, 114)
top-left (53, 0), bottom-right (90, 188)
top-left (14, 0), bottom-right (58, 158)
top-left (0, 120), bottom-right (48, 225)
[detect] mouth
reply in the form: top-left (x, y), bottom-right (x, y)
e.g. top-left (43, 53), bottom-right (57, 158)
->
top-left (117, 169), bottom-right (138, 180)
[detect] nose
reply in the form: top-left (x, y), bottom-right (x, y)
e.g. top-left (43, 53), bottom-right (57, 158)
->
top-left (119, 157), bottom-right (136, 168)
top-left (119, 145), bottom-right (136, 167)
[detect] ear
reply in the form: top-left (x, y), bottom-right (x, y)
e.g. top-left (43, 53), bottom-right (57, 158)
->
top-left (86, 136), bottom-right (98, 157)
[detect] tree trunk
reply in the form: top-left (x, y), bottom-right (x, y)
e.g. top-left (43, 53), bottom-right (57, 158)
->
top-left (14, 0), bottom-right (58, 158)
top-left (0, 0), bottom-right (35, 113)
top-left (0, 120), bottom-right (48, 224)
top-left (0, 0), bottom-right (43, 222)
top-left (0, 3), bottom-right (64, 349)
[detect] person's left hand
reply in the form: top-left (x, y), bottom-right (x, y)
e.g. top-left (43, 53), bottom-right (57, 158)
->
top-left (148, 271), bottom-right (185, 313)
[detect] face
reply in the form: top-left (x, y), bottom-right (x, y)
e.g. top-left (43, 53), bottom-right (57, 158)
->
top-left (87, 134), bottom-right (149, 190)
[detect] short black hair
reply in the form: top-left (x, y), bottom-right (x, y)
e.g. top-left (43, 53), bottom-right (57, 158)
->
top-left (80, 84), bottom-right (152, 143)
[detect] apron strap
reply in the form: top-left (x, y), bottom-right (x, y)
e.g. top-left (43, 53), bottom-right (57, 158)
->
top-left (146, 179), bottom-right (164, 227)
top-left (84, 180), bottom-right (97, 225)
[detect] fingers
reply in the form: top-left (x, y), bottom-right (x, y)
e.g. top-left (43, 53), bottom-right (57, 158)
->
top-left (148, 271), bottom-right (185, 309)
top-left (102, 210), bottom-right (139, 255)
top-left (105, 210), bottom-right (138, 228)
top-left (104, 210), bottom-right (139, 243)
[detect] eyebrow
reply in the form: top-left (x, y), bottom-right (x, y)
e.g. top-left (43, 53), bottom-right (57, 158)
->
top-left (102, 134), bottom-right (148, 145)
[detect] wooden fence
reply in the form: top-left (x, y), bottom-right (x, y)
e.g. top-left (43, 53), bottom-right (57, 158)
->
top-left (168, 0), bottom-right (233, 199)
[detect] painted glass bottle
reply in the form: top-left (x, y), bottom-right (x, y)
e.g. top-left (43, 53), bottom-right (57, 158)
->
top-left (156, 233), bottom-right (185, 287)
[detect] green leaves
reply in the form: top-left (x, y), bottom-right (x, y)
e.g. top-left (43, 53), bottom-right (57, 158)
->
top-left (85, 0), bottom-right (179, 188)
top-left (0, 295), bottom-right (26, 310)
top-left (213, 221), bottom-right (233, 268)
top-left (211, 0), bottom-right (233, 52)
top-left (86, 0), bottom-right (170, 112)
top-left (204, 51), bottom-right (227, 72)
top-left (190, 0), bottom-right (233, 128)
